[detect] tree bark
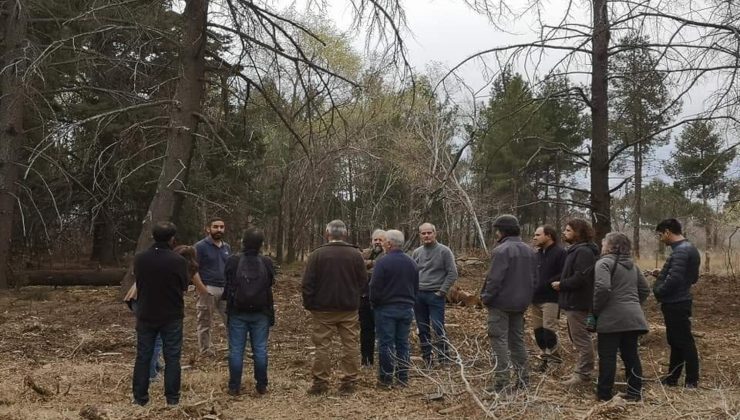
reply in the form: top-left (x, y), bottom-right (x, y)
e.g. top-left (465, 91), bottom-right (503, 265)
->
top-left (121, 0), bottom-right (210, 292)
top-left (632, 142), bottom-right (642, 258)
top-left (91, 211), bottom-right (116, 265)
top-left (590, 0), bottom-right (612, 245)
top-left (19, 269), bottom-right (126, 287)
top-left (0, 1), bottom-right (29, 289)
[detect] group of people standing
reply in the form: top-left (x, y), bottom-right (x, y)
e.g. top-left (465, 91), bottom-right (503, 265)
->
top-left (126, 214), bottom-right (701, 406)
top-left (482, 215), bottom-right (700, 402)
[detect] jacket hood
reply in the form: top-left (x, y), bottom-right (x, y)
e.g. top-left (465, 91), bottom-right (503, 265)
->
top-left (602, 254), bottom-right (634, 270)
top-left (567, 241), bottom-right (599, 256)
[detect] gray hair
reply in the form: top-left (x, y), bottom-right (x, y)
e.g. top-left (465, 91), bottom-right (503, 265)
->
top-left (603, 232), bottom-right (631, 256)
top-left (371, 229), bottom-right (386, 240)
top-left (418, 222), bottom-right (436, 232)
top-left (385, 230), bottom-right (404, 248)
top-left (325, 219), bottom-right (348, 240)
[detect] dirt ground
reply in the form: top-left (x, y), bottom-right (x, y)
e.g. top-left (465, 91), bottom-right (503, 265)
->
top-left (0, 264), bottom-right (738, 419)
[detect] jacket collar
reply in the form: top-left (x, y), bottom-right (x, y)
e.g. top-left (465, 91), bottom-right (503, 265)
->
top-left (152, 241), bottom-right (172, 250)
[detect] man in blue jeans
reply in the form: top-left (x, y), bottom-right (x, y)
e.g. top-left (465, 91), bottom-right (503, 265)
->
top-left (411, 222), bottom-right (458, 367)
top-left (369, 230), bottom-right (419, 388)
top-left (132, 222), bottom-right (189, 406)
top-left (222, 228), bottom-right (275, 396)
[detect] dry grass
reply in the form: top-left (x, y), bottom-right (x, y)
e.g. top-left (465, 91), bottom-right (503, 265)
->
top-left (0, 265), bottom-right (738, 419)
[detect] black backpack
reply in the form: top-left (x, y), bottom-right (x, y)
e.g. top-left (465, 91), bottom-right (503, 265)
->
top-left (232, 254), bottom-right (272, 312)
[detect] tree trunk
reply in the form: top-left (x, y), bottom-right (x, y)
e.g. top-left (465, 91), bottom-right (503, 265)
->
top-left (632, 143), bottom-right (642, 258)
top-left (91, 211), bottom-right (116, 265)
top-left (286, 205), bottom-right (296, 263)
top-left (0, 1), bottom-right (29, 289)
top-left (19, 269), bottom-right (126, 287)
top-left (121, 0), bottom-right (210, 292)
top-left (555, 151), bottom-right (562, 226)
top-left (590, 0), bottom-right (611, 245)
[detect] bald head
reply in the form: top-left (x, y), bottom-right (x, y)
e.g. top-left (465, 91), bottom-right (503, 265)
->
top-left (419, 222), bottom-right (437, 246)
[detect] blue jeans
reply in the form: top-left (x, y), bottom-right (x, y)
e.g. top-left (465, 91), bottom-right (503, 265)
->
top-left (132, 319), bottom-right (183, 405)
top-left (375, 304), bottom-right (414, 384)
top-left (228, 311), bottom-right (270, 392)
top-left (414, 291), bottom-right (448, 363)
top-left (131, 300), bottom-right (162, 378)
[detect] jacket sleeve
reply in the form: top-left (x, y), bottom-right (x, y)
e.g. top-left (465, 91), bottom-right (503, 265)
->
top-left (440, 247), bottom-right (459, 294)
top-left (481, 249), bottom-right (507, 306)
top-left (302, 253), bottom-right (318, 309)
top-left (592, 258), bottom-right (613, 316)
top-left (637, 269), bottom-right (650, 304)
top-left (369, 259), bottom-right (385, 305)
top-left (653, 245), bottom-right (689, 299)
top-left (559, 248), bottom-right (596, 291)
top-left (548, 248), bottom-right (567, 283)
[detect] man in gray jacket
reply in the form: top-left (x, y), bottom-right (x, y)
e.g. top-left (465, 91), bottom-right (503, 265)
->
top-left (412, 222), bottom-right (458, 367)
top-left (481, 215), bottom-right (538, 392)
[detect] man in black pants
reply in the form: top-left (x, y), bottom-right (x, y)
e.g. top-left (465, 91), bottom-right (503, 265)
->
top-left (651, 218), bottom-right (701, 388)
top-left (132, 222), bottom-right (190, 406)
top-left (360, 229), bottom-right (386, 366)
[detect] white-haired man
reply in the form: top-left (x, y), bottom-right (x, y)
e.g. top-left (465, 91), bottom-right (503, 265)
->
top-left (302, 220), bottom-right (366, 395)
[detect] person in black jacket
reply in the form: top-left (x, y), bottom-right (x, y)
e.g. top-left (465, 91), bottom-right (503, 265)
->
top-left (132, 222), bottom-right (189, 407)
top-left (551, 218), bottom-right (599, 386)
top-left (369, 229), bottom-right (419, 388)
top-left (531, 225), bottom-right (566, 372)
top-left (222, 227), bottom-right (275, 396)
top-left (650, 218), bottom-right (700, 388)
top-left (481, 215), bottom-right (538, 392)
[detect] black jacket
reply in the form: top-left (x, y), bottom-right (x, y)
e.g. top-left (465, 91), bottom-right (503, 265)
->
top-left (480, 236), bottom-right (538, 312)
top-left (302, 241), bottom-right (366, 311)
top-left (653, 239), bottom-right (700, 304)
top-left (558, 241), bottom-right (599, 311)
top-left (369, 249), bottom-right (419, 307)
top-left (134, 242), bottom-right (189, 326)
top-left (223, 250), bottom-right (276, 315)
top-left (534, 243), bottom-right (566, 304)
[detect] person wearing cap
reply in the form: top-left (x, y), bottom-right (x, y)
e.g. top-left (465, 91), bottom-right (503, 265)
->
top-left (480, 215), bottom-right (538, 393)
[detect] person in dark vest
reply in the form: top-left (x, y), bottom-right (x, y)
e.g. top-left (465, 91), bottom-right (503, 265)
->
top-left (360, 229), bottom-right (386, 367)
top-left (302, 220), bottom-right (366, 395)
top-left (551, 218), bottom-right (599, 386)
top-left (650, 218), bottom-right (701, 388)
top-left (131, 222), bottom-right (189, 406)
top-left (531, 225), bottom-right (566, 372)
top-left (222, 227), bottom-right (275, 396)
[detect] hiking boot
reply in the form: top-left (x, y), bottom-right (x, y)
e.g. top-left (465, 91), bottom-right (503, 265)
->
top-left (256, 385), bottom-right (268, 395)
top-left (307, 382), bottom-right (329, 396)
top-left (617, 392), bottom-right (642, 402)
top-left (561, 374), bottom-right (590, 386)
top-left (684, 382), bottom-right (698, 389)
top-left (227, 388), bottom-right (240, 397)
top-left (660, 376), bottom-right (678, 387)
top-left (338, 382), bottom-right (356, 395)
top-left (376, 380), bottom-right (393, 390)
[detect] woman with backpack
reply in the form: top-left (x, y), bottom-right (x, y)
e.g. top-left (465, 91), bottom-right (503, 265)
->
top-left (592, 232), bottom-right (650, 402)
top-left (222, 228), bottom-right (275, 396)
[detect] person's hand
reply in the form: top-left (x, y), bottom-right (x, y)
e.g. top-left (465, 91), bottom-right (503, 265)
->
top-left (650, 269), bottom-right (660, 277)
top-left (196, 285), bottom-right (211, 296)
top-left (435, 290), bottom-right (446, 298)
top-left (551, 281), bottom-right (560, 291)
top-left (123, 284), bottom-right (137, 302)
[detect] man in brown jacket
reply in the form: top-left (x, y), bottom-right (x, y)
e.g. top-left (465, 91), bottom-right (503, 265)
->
top-left (302, 220), bottom-right (366, 395)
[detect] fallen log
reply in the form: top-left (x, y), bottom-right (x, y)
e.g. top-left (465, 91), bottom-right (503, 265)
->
top-left (16, 269), bottom-right (126, 287)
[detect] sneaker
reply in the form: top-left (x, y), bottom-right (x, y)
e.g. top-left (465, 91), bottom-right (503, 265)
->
top-left (338, 382), bottom-right (356, 395)
top-left (256, 385), bottom-right (268, 395)
top-left (307, 382), bottom-right (328, 396)
top-left (227, 388), bottom-right (240, 397)
top-left (561, 374), bottom-right (590, 386)
top-left (684, 382), bottom-right (698, 389)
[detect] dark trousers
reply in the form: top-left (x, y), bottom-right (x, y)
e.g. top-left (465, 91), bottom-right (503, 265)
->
top-left (375, 304), bottom-right (414, 385)
top-left (597, 331), bottom-right (642, 400)
top-left (133, 319), bottom-right (183, 405)
top-left (414, 291), bottom-right (448, 364)
top-left (359, 297), bottom-right (375, 365)
top-left (661, 301), bottom-right (699, 385)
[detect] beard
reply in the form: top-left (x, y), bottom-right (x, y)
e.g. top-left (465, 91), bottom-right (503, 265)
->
top-left (210, 232), bottom-right (223, 240)
top-left (373, 244), bottom-right (383, 252)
